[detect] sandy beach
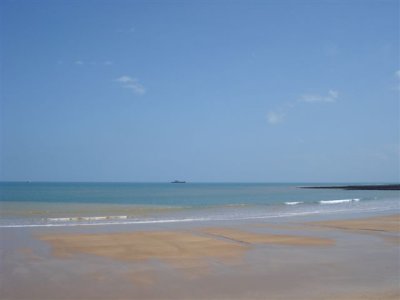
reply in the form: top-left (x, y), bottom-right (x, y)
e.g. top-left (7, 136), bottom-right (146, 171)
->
top-left (1, 212), bottom-right (399, 299)
top-left (307, 214), bottom-right (400, 233)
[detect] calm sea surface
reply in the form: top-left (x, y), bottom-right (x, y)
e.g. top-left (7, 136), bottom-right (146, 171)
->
top-left (0, 182), bottom-right (398, 227)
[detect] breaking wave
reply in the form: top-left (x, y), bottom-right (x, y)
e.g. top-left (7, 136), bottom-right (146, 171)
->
top-left (285, 201), bottom-right (304, 205)
top-left (319, 199), bottom-right (360, 204)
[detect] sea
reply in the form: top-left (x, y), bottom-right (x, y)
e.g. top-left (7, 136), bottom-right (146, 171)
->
top-left (0, 182), bottom-right (398, 228)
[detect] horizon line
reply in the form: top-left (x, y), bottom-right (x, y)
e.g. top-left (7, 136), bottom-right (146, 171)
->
top-left (0, 181), bottom-right (397, 184)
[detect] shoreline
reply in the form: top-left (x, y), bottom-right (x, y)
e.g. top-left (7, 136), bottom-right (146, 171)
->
top-left (2, 193), bottom-right (398, 229)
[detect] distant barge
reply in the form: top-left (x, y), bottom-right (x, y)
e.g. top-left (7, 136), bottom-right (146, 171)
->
top-left (171, 180), bottom-right (186, 184)
top-left (300, 184), bottom-right (400, 191)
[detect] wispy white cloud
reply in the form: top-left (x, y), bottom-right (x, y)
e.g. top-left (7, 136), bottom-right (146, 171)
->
top-left (300, 90), bottom-right (338, 103)
top-left (267, 89), bottom-right (338, 126)
top-left (68, 60), bottom-right (114, 66)
top-left (267, 111), bottom-right (285, 125)
top-left (115, 76), bottom-right (146, 95)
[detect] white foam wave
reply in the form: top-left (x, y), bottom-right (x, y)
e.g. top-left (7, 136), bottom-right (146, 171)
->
top-left (319, 198), bottom-right (360, 204)
top-left (0, 217), bottom-right (212, 228)
top-left (285, 201), bottom-right (304, 205)
top-left (0, 210), bottom-right (363, 228)
top-left (1, 201), bottom-right (396, 229)
top-left (47, 216), bottom-right (128, 222)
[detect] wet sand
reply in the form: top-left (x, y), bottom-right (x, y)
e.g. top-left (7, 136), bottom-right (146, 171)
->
top-left (38, 228), bottom-right (334, 266)
top-left (1, 213), bottom-right (399, 299)
top-left (307, 214), bottom-right (399, 233)
top-left (201, 227), bottom-right (334, 246)
top-left (39, 231), bottom-right (249, 266)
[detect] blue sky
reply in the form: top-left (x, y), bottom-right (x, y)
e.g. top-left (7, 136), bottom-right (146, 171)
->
top-left (1, 0), bottom-right (399, 182)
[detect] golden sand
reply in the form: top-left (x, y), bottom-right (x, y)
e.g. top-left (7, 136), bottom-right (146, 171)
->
top-left (39, 231), bottom-right (248, 265)
top-left (38, 215), bottom-right (398, 267)
top-left (39, 227), bottom-right (334, 268)
top-left (309, 214), bottom-right (400, 233)
top-left (6, 215), bottom-right (399, 299)
top-left (201, 228), bottom-right (334, 246)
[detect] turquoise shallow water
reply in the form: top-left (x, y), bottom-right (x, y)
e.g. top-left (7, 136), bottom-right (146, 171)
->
top-left (0, 182), bottom-right (399, 227)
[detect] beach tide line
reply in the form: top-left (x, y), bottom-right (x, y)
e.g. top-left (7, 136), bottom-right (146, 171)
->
top-left (47, 216), bottom-right (128, 222)
top-left (1, 206), bottom-right (396, 228)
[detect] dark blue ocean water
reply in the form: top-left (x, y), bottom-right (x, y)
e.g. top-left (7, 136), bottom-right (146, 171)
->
top-left (0, 182), bottom-right (398, 227)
